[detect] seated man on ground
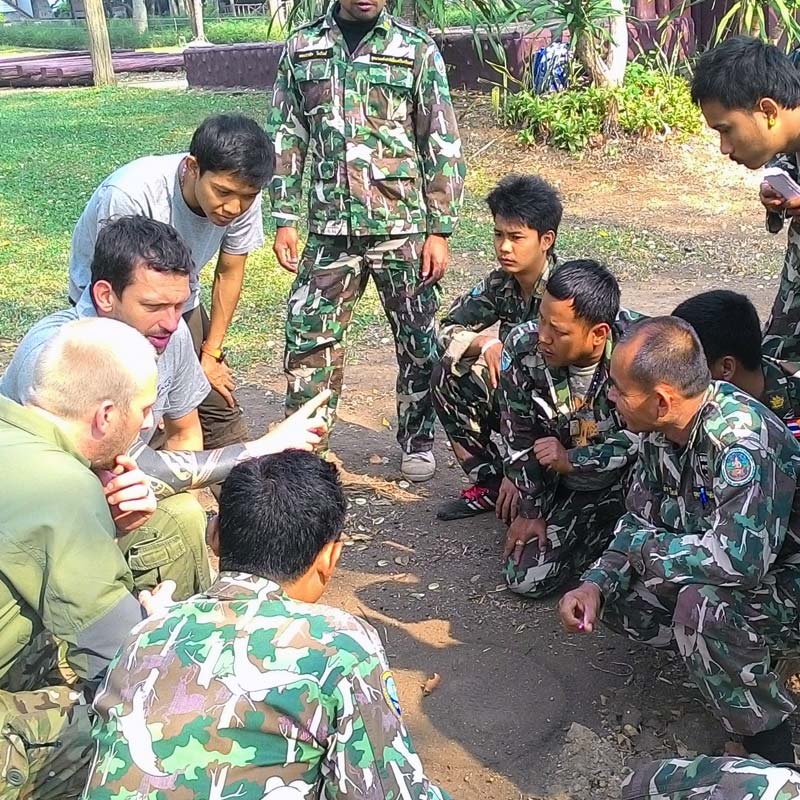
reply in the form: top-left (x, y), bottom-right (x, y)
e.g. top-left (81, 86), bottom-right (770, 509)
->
top-left (622, 755), bottom-right (800, 800)
top-left (560, 317), bottom-right (800, 763)
top-left (673, 289), bottom-right (800, 434)
top-left (1, 216), bottom-right (327, 599)
top-left (0, 317), bottom-right (174, 799)
top-left (84, 451), bottom-right (451, 800)
top-left (432, 174), bottom-right (562, 520)
top-left (68, 113), bottom-right (273, 449)
top-left (498, 259), bottom-right (640, 599)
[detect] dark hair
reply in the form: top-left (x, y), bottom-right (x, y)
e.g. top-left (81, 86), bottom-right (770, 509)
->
top-left (545, 259), bottom-right (620, 327)
top-left (623, 317), bottom-right (711, 398)
top-left (672, 290), bottom-right (762, 372)
top-left (691, 36), bottom-right (800, 110)
top-left (91, 215), bottom-right (193, 297)
top-left (190, 114), bottom-right (275, 188)
top-left (218, 451), bottom-right (347, 582)
top-left (486, 174), bottom-right (563, 249)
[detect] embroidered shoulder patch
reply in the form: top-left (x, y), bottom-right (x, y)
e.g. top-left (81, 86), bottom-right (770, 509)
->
top-left (381, 670), bottom-right (402, 718)
top-left (769, 394), bottom-right (786, 411)
top-left (721, 447), bottom-right (756, 487)
top-left (500, 347), bottom-right (512, 371)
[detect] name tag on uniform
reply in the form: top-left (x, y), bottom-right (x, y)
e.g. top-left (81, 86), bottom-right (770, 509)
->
top-left (371, 54), bottom-right (415, 68)
top-left (662, 485), bottom-right (679, 497)
top-left (296, 47), bottom-right (333, 61)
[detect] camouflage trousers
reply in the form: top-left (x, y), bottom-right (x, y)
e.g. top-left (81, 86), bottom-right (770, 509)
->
top-left (117, 492), bottom-right (211, 600)
top-left (763, 223), bottom-right (800, 360)
top-left (505, 480), bottom-right (625, 599)
top-left (621, 755), bottom-right (800, 799)
top-left (430, 355), bottom-right (502, 485)
top-left (0, 637), bottom-right (94, 800)
top-left (284, 233), bottom-right (439, 453)
top-left (602, 566), bottom-right (800, 736)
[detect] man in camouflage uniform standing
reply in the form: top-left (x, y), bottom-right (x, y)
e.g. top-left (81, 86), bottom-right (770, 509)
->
top-left (84, 451), bottom-right (450, 800)
top-left (691, 38), bottom-right (800, 361)
top-left (498, 260), bottom-right (640, 599)
top-left (622, 756), bottom-right (800, 800)
top-left (673, 290), bottom-right (800, 437)
top-left (560, 317), bottom-right (800, 763)
top-left (431, 174), bottom-right (562, 520)
top-left (267, 0), bottom-right (466, 482)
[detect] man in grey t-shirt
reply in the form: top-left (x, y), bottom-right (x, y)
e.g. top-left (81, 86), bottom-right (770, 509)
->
top-left (68, 114), bottom-right (274, 451)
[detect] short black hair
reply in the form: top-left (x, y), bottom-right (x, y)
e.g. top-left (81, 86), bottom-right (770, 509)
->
top-left (218, 451), bottom-right (348, 582)
top-left (623, 317), bottom-right (711, 398)
top-left (545, 259), bottom-right (620, 327)
top-left (486, 174), bottom-right (563, 248)
top-left (672, 290), bottom-right (762, 371)
top-left (190, 113), bottom-right (275, 188)
top-left (91, 215), bottom-right (193, 298)
top-left (691, 36), bottom-right (800, 110)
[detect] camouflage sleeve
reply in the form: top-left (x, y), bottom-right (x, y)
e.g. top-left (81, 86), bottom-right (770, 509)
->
top-left (267, 43), bottom-right (309, 228)
top-left (567, 430), bottom-right (640, 473)
top-left (438, 278), bottom-right (500, 365)
top-left (762, 219), bottom-right (800, 360)
top-left (413, 42), bottom-right (466, 235)
top-left (498, 329), bottom-right (553, 519)
top-left (585, 440), bottom-right (794, 597)
top-left (324, 624), bottom-right (451, 800)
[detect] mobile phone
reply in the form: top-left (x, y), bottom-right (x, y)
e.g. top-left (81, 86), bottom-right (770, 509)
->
top-left (763, 167), bottom-right (800, 202)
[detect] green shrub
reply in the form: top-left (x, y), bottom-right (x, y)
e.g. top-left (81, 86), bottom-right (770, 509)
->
top-left (502, 61), bottom-right (702, 153)
top-left (0, 17), bottom-right (282, 52)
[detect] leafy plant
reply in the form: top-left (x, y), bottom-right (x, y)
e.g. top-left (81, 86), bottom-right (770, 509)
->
top-left (714, 0), bottom-right (800, 47)
top-left (501, 61), bottom-right (701, 152)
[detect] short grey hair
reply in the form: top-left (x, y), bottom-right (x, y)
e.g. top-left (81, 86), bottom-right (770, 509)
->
top-left (28, 317), bottom-right (157, 420)
top-left (623, 316), bottom-right (711, 398)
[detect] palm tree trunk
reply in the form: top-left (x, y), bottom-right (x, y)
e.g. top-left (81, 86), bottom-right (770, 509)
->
top-left (84, 0), bottom-right (116, 86)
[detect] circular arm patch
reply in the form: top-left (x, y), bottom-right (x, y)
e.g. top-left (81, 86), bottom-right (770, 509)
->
top-left (721, 447), bottom-right (756, 487)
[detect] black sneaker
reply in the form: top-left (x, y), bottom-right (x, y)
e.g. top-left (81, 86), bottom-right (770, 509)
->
top-left (437, 484), bottom-right (498, 521)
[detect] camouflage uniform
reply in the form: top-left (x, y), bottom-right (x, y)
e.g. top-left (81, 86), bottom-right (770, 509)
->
top-left (431, 258), bottom-right (553, 486)
top-left (268, 5), bottom-right (466, 452)
top-left (84, 571), bottom-right (451, 800)
top-left (498, 311), bottom-right (641, 599)
top-left (583, 381), bottom-right (800, 737)
top-left (763, 152), bottom-right (800, 362)
top-left (622, 755), bottom-right (800, 800)
top-left (763, 354), bottom-right (800, 438)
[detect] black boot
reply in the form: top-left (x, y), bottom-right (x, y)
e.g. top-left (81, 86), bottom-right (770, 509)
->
top-left (743, 720), bottom-right (795, 764)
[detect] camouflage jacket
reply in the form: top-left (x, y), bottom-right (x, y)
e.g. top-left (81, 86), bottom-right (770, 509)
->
top-left (438, 257), bottom-right (554, 375)
top-left (762, 152), bottom-right (800, 361)
top-left (498, 310), bottom-right (641, 519)
top-left (267, 5), bottom-right (466, 237)
top-left (84, 572), bottom-right (450, 800)
top-left (582, 382), bottom-right (800, 603)
top-left (763, 354), bottom-right (800, 436)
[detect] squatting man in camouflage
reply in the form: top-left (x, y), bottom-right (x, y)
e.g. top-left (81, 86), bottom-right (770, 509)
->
top-left (432, 174), bottom-right (562, 520)
top-left (83, 451), bottom-right (450, 800)
top-left (673, 289), bottom-right (800, 433)
top-left (268, 0), bottom-right (466, 482)
top-left (498, 260), bottom-right (640, 599)
top-left (692, 37), bottom-right (800, 362)
top-left (1, 216), bottom-right (329, 599)
top-left (0, 318), bottom-right (176, 799)
top-left (560, 317), bottom-right (800, 764)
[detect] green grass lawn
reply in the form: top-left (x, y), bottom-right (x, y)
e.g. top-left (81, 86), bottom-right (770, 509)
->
top-left (0, 86), bottom-right (669, 370)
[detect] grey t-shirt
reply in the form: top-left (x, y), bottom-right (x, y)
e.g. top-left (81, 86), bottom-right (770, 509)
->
top-left (68, 153), bottom-right (265, 311)
top-left (0, 289), bottom-right (210, 445)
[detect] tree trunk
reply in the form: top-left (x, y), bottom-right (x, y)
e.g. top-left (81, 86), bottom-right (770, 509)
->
top-left (606, 0), bottom-right (628, 87)
top-left (84, 0), bottom-right (116, 86)
top-left (266, 0), bottom-right (287, 30)
top-left (132, 0), bottom-right (148, 34)
top-left (191, 0), bottom-right (206, 40)
top-left (397, 0), bottom-right (416, 25)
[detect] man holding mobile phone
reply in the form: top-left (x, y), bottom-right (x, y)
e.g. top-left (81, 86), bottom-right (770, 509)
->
top-left (691, 37), bottom-right (800, 362)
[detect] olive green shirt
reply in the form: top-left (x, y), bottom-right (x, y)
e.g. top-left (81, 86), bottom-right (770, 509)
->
top-left (0, 397), bottom-right (143, 687)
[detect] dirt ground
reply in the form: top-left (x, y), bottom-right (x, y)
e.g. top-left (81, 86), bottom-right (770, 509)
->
top-left (234, 102), bottom-right (793, 800)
